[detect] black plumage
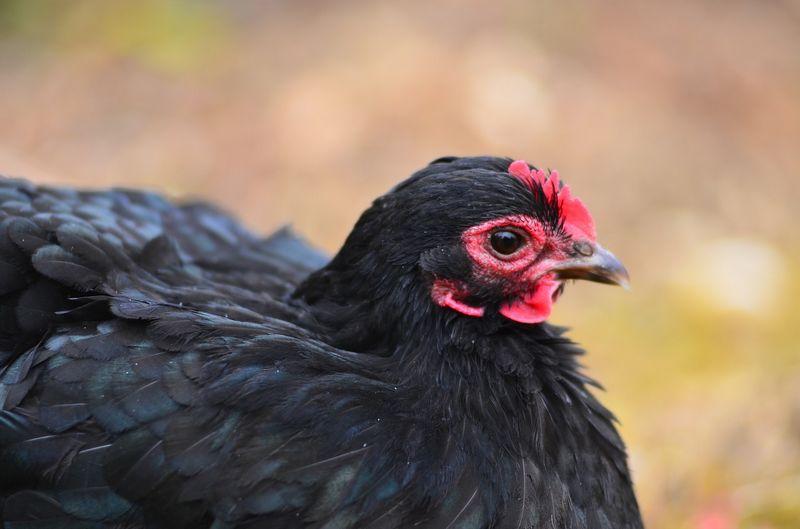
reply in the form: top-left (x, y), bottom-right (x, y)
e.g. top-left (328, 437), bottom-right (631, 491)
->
top-left (0, 156), bottom-right (643, 528)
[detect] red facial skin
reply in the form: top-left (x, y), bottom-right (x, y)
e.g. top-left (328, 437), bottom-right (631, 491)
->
top-left (430, 160), bottom-right (597, 324)
top-left (431, 214), bottom-right (568, 323)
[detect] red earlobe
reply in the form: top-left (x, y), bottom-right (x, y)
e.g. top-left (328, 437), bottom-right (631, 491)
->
top-left (431, 279), bottom-right (485, 318)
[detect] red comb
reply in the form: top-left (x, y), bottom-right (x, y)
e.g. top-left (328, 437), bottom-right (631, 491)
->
top-left (508, 160), bottom-right (596, 241)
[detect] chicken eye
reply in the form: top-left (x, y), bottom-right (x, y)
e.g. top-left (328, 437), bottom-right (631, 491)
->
top-left (489, 230), bottom-right (524, 256)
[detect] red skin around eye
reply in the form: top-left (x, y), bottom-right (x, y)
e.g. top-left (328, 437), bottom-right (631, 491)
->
top-left (462, 215), bottom-right (566, 282)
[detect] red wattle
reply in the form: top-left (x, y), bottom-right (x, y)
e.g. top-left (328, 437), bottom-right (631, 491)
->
top-left (498, 276), bottom-right (561, 324)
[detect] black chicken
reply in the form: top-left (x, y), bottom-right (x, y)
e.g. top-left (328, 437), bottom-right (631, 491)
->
top-left (0, 156), bottom-right (642, 528)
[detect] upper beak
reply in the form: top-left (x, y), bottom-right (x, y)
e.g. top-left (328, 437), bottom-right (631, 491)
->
top-left (550, 243), bottom-right (630, 289)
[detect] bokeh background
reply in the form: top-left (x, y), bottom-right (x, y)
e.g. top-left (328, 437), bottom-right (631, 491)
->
top-left (0, 1), bottom-right (798, 527)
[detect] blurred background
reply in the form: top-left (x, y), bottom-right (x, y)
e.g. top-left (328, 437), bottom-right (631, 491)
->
top-left (0, 1), bottom-right (797, 527)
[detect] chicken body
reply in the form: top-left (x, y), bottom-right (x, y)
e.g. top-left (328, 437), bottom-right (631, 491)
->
top-left (0, 157), bottom-right (643, 528)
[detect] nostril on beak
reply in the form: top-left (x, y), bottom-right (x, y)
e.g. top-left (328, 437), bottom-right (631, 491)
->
top-left (573, 241), bottom-right (594, 257)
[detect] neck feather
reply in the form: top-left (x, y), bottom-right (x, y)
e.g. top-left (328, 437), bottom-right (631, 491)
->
top-left (294, 265), bottom-right (620, 457)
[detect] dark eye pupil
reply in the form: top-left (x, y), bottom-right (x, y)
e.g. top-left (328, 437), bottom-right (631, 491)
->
top-left (490, 230), bottom-right (522, 255)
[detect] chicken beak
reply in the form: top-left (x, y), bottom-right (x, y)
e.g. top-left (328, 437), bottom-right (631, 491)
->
top-left (551, 243), bottom-right (630, 289)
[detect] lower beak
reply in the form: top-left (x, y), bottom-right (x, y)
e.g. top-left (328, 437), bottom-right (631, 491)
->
top-left (550, 243), bottom-right (630, 289)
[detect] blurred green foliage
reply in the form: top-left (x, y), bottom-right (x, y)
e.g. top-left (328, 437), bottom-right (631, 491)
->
top-left (0, 0), bottom-right (227, 71)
